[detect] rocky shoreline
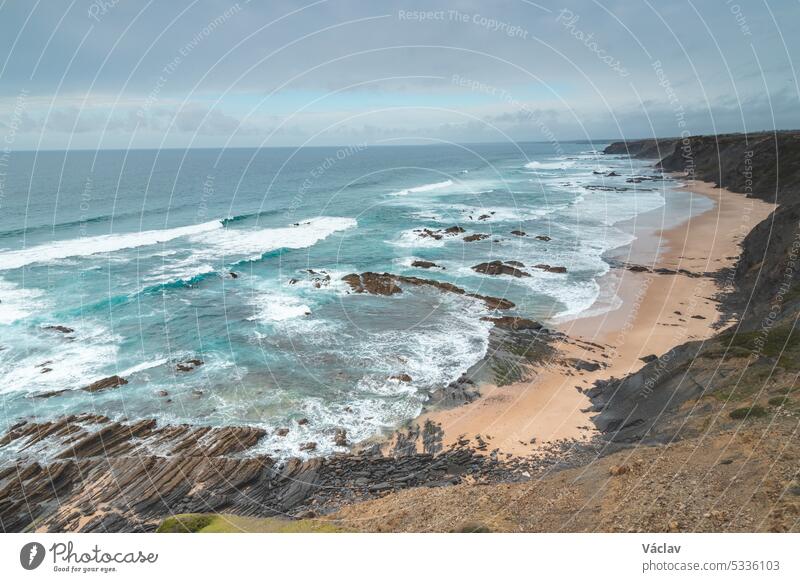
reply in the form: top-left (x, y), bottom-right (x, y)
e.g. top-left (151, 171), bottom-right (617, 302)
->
top-left (0, 411), bottom-right (601, 532)
top-left (3, 130), bottom-right (798, 532)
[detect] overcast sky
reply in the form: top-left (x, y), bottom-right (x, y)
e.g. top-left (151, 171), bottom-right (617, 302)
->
top-left (0, 0), bottom-right (797, 149)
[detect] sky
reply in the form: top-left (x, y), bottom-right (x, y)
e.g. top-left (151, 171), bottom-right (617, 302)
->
top-left (0, 0), bottom-right (797, 150)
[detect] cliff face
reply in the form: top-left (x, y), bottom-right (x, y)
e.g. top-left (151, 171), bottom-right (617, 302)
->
top-left (589, 131), bottom-right (800, 449)
top-left (656, 131), bottom-right (800, 205)
top-left (603, 137), bottom-right (679, 159)
top-left (606, 131), bottom-right (800, 329)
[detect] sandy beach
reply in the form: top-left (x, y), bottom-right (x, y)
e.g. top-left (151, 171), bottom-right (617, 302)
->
top-left (418, 178), bottom-right (776, 456)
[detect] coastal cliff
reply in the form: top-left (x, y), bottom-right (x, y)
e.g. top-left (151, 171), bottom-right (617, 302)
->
top-left (333, 132), bottom-right (800, 532)
top-left (2, 132), bottom-right (798, 533)
top-left (590, 131), bottom-right (800, 444)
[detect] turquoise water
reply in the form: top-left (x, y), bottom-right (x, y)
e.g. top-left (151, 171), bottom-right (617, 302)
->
top-left (0, 142), bottom-right (678, 457)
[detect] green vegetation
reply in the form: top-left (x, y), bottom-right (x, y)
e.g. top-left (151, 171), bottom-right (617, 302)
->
top-left (156, 513), bottom-right (342, 533)
top-left (729, 405), bottom-right (768, 420)
top-left (722, 323), bottom-right (800, 370)
top-left (768, 396), bottom-right (789, 407)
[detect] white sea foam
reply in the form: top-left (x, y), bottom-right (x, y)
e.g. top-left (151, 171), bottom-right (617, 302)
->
top-left (0, 325), bottom-right (121, 395)
top-left (248, 293), bottom-right (312, 322)
top-left (524, 160), bottom-right (575, 170)
top-left (0, 220), bottom-right (223, 271)
top-left (192, 216), bottom-right (357, 262)
top-left (117, 357), bottom-right (169, 378)
top-left (390, 179), bottom-right (454, 196)
top-left (0, 279), bottom-right (48, 324)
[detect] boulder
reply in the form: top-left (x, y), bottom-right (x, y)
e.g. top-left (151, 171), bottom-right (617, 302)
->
top-left (342, 273), bottom-right (402, 296)
top-left (533, 264), bottom-right (567, 274)
top-left (510, 230), bottom-right (526, 237)
top-left (472, 260), bottom-right (529, 278)
top-left (411, 260), bottom-right (441, 269)
top-left (463, 233), bottom-right (489, 242)
top-left (333, 428), bottom-right (348, 447)
top-left (83, 375), bottom-right (128, 393)
top-left (176, 358), bottom-right (204, 372)
top-left (43, 325), bottom-right (74, 334)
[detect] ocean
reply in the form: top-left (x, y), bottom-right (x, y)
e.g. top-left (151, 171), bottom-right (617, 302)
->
top-left (0, 142), bottom-right (699, 458)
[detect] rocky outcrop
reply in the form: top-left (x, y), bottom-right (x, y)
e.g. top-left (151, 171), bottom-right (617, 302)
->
top-left (43, 325), bottom-right (74, 334)
top-left (82, 375), bottom-right (128, 393)
top-left (472, 260), bottom-right (529, 278)
top-left (342, 273), bottom-right (402, 296)
top-left (463, 233), bottom-right (489, 242)
top-left (176, 358), bottom-right (203, 372)
top-left (0, 414), bottom-right (575, 533)
top-left (342, 272), bottom-right (515, 310)
top-left (411, 260), bottom-right (442, 269)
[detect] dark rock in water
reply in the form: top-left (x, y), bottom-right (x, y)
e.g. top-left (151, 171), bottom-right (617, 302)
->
top-left (391, 373), bottom-right (412, 383)
top-left (568, 359), bottom-right (601, 372)
top-left (288, 278), bottom-right (298, 285)
top-left (535, 235), bottom-right (551, 241)
top-left (342, 272), bottom-right (515, 310)
top-left (481, 316), bottom-right (543, 331)
top-left (477, 214), bottom-right (491, 221)
top-left (275, 427), bottom-right (290, 437)
top-left (299, 442), bottom-right (317, 452)
top-left (297, 418), bottom-right (309, 426)
top-left (444, 225), bottom-right (465, 234)
top-left (510, 230), bottom-right (526, 236)
top-left (463, 233), bottom-right (489, 242)
top-left (342, 272), bottom-right (402, 295)
top-left (411, 260), bottom-right (441, 269)
top-left (83, 375), bottom-right (128, 393)
top-left (533, 264), bottom-right (567, 274)
top-left (606, 171), bottom-right (620, 176)
top-left (472, 260), bottom-right (530, 278)
top-left (31, 388), bottom-right (69, 399)
top-left (333, 428), bottom-right (348, 447)
top-left (156, 390), bottom-right (169, 397)
top-left (176, 358), bottom-right (203, 372)
top-left (504, 260), bottom-right (524, 267)
top-left (639, 354), bottom-right (658, 363)
top-left (43, 325), bottom-right (74, 334)
top-left (415, 228), bottom-right (443, 240)
top-left (228, 271), bottom-right (239, 279)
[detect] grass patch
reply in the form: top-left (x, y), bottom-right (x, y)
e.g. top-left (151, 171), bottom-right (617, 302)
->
top-left (710, 364), bottom-right (775, 402)
top-left (768, 396), bottom-right (789, 407)
top-left (729, 405), bottom-right (768, 420)
top-left (721, 323), bottom-right (800, 370)
top-left (157, 513), bottom-right (342, 533)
